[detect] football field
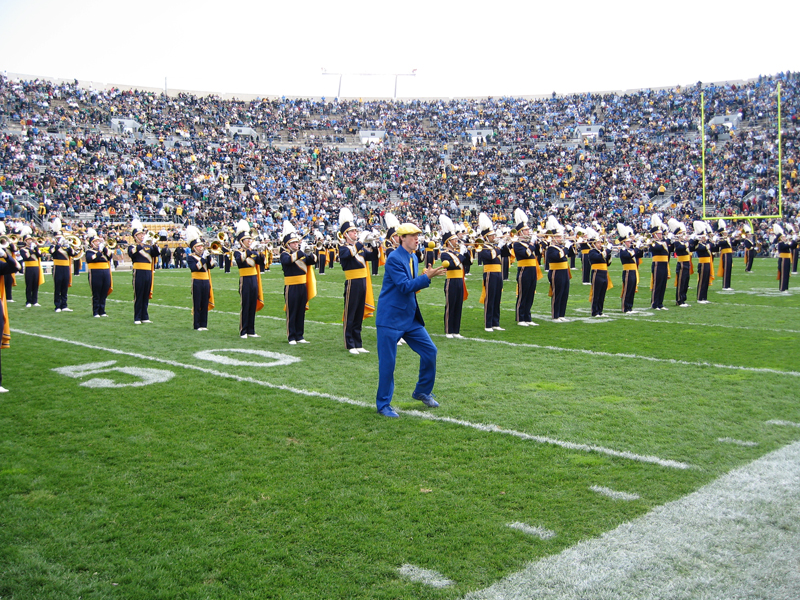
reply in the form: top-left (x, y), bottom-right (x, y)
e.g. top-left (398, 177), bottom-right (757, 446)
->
top-left (1, 257), bottom-right (799, 599)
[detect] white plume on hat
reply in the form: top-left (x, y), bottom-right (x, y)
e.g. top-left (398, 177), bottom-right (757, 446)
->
top-left (478, 212), bottom-right (493, 234)
top-left (282, 220), bottom-right (297, 238)
top-left (584, 227), bottom-right (600, 241)
top-left (617, 223), bottom-right (634, 239)
top-left (693, 220), bottom-right (709, 236)
top-left (668, 218), bottom-right (685, 234)
top-left (786, 223), bottom-right (796, 234)
top-left (131, 218), bottom-right (144, 234)
top-left (439, 214), bottom-right (456, 236)
top-left (545, 215), bottom-right (562, 233)
top-left (384, 212), bottom-right (400, 231)
top-left (718, 218), bottom-right (727, 231)
top-left (339, 207), bottom-right (355, 227)
top-left (235, 219), bottom-right (250, 237)
top-left (86, 227), bottom-right (98, 239)
top-left (743, 223), bottom-right (753, 234)
top-left (773, 223), bottom-right (784, 236)
top-left (51, 217), bottom-right (62, 234)
top-left (185, 225), bottom-right (202, 245)
top-left (514, 208), bottom-right (528, 227)
top-left (650, 213), bottom-right (665, 231)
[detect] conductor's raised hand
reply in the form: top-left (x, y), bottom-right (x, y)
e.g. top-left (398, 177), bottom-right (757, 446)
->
top-left (424, 265), bottom-right (446, 279)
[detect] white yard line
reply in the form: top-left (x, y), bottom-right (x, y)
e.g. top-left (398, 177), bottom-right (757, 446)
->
top-left (11, 328), bottom-right (694, 470)
top-left (35, 293), bottom-right (800, 378)
top-left (463, 441), bottom-right (800, 600)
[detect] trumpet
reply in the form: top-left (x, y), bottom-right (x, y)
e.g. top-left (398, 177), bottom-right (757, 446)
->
top-left (0, 235), bottom-right (14, 249)
top-left (216, 231), bottom-right (228, 243)
top-left (65, 234), bottom-right (82, 250)
top-left (7, 234), bottom-right (19, 244)
top-left (209, 240), bottom-right (229, 255)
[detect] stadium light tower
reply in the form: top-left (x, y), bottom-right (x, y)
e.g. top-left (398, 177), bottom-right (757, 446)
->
top-left (322, 68), bottom-right (417, 100)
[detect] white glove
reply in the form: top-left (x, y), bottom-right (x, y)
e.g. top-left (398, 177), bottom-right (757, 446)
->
top-left (300, 242), bottom-right (308, 254)
top-left (565, 241), bottom-right (573, 249)
top-left (497, 239), bottom-right (506, 248)
top-left (0, 249), bottom-right (5, 259)
top-left (606, 242), bottom-right (613, 252)
top-left (459, 244), bottom-right (467, 255)
top-left (98, 242), bottom-right (105, 252)
top-left (203, 250), bottom-right (210, 259)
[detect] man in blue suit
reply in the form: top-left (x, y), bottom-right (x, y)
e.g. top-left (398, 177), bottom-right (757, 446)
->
top-left (375, 223), bottom-right (446, 417)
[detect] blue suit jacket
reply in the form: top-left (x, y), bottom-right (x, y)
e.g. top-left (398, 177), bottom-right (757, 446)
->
top-left (375, 245), bottom-right (430, 330)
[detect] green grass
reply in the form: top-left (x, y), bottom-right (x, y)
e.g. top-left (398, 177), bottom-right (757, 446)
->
top-left (1, 258), bottom-right (798, 599)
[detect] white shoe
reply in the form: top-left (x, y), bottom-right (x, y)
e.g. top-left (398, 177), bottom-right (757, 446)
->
top-left (349, 348), bottom-right (360, 355)
top-left (26, 304), bottom-right (32, 307)
top-left (517, 322), bottom-right (529, 326)
top-left (397, 338), bottom-right (406, 346)
top-left (6, 299), bottom-right (13, 303)
top-left (660, 307), bottom-right (668, 311)
top-left (134, 321), bottom-right (142, 325)
top-left (446, 334), bottom-right (454, 338)
top-left (94, 314), bottom-right (101, 318)
top-left (101, 314), bottom-right (108, 317)
top-left (0, 386), bottom-right (7, 393)
top-left (143, 319), bottom-right (152, 323)
top-left (485, 328), bottom-right (494, 332)
top-left (493, 327), bottom-right (505, 331)
top-left (62, 307), bottom-right (73, 312)
top-left (240, 334), bottom-right (248, 338)
top-left (582, 282), bottom-right (591, 285)
top-left (249, 334), bottom-right (260, 338)
top-left (558, 317), bottom-right (569, 322)
top-left (55, 309), bottom-right (62, 313)
top-left (358, 348), bottom-right (370, 353)
top-left (198, 327), bottom-right (208, 331)
top-left (298, 339), bottom-right (310, 344)
top-left (527, 321), bottom-right (539, 326)
top-left (289, 340), bottom-right (297, 345)
top-left (722, 288), bottom-right (733, 291)
top-left (679, 303), bottom-right (690, 307)
top-left (453, 334), bottom-right (465, 338)
top-left (34, 303), bottom-right (41, 306)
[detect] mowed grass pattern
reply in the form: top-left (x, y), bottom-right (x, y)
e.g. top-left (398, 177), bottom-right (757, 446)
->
top-left (1, 257), bottom-right (798, 599)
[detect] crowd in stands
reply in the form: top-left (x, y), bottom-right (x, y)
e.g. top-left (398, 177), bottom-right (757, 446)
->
top-left (1, 70), bottom-right (799, 251)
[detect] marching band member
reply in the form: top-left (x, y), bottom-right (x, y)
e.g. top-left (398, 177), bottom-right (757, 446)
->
top-left (477, 212), bottom-right (508, 332)
top-left (787, 224), bottom-right (799, 275)
top-left (84, 228), bottom-right (113, 317)
top-left (774, 224), bottom-right (795, 293)
top-left (617, 224), bottom-right (641, 313)
top-left (423, 225), bottom-right (438, 268)
top-left (545, 215), bottom-right (571, 322)
top-left (19, 228), bottom-right (43, 307)
top-left (383, 213), bottom-right (401, 259)
top-left (338, 207), bottom-right (376, 354)
top-left (690, 221), bottom-right (714, 304)
top-left (740, 223), bottom-right (756, 273)
top-left (0, 241), bottom-right (21, 392)
top-left (0, 230), bottom-right (17, 302)
top-left (280, 221), bottom-right (317, 345)
top-left (577, 227), bottom-right (591, 285)
top-left (512, 208), bottom-right (542, 326)
top-left (648, 214), bottom-right (670, 311)
top-left (669, 218), bottom-right (692, 308)
top-left (326, 237), bottom-right (337, 271)
top-left (128, 220), bottom-right (160, 324)
top-left (49, 218), bottom-right (79, 313)
top-left (369, 226), bottom-right (381, 276)
top-left (186, 225), bottom-right (215, 331)
top-left (586, 228), bottom-right (612, 317)
top-left (715, 219), bottom-right (735, 290)
top-left (233, 219), bottom-right (265, 339)
top-left (314, 230), bottom-right (327, 275)
top-left (439, 214), bottom-right (470, 338)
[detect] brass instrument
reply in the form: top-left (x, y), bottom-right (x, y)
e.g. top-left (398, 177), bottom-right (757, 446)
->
top-left (65, 234), bottom-right (82, 249)
top-left (0, 235), bottom-right (13, 249)
top-left (7, 234), bottom-right (19, 244)
top-left (209, 240), bottom-right (228, 255)
top-left (216, 232), bottom-right (228, 243)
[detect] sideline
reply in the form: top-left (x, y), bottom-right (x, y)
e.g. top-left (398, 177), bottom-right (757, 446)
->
top-left (11, 328), bottom-right (693, 470)
top-left (463, 440), bottom-right (800, 600)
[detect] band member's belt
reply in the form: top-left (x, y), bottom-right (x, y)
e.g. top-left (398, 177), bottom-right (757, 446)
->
top-left (284, 275), bottom-right (306, 285)
top-left (652, 255), bottom-right (669, 262)
top-left (482, 264), bottom-right (502, 273)
top-left (446, 269), bottom-right (464, 278)
top-left (517, 259), bottom-right (539, 267)
top-left (581, 249), bottom-right (589, 254)
top-left (88, 262), bottom-right (110, 270)
top-left (53, 259), bottom-right (71, 267)
top-left (549, 261), bottom-right (569, 270)
top-left (676, 255), bottom-right (691, 262)
top-left (591, 263), bottom-right (609, 271)
top-left (133, 263), bottom-right (153, 271)
top-left (239, 267), bottom-right (258, 276)
top-left (720, 248), bottom-right (733, 255)
top-left (344, 268), bottom-right (368, 280)
top-left (191, 272), bottom-right (210, 280)
top-left (698, 257), bottom-right (712, 264)
top-left (779, 253), bottom-right (792, 259)
top-left (622, 263), bottom-right (638, 271)
top-left (23, 261), bottom-right (40, 268)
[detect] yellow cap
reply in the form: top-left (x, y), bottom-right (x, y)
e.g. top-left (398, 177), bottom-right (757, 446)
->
top-left (396, 223), bottom-right (422, 236)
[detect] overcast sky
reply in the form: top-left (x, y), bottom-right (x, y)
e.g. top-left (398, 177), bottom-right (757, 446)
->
top-left (1, 0), bottom-right (797, 98)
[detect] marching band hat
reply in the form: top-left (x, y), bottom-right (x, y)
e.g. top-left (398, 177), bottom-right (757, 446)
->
top-left (439, 214), bottom-right (456, 245)
top-left (281, 220), bottom-right (301, 247)
top-left (513, 208), bottom-right (529, 232)
top-left (384, 212), bottom-right (400, 240)
top-left (235, 219), bottom-right (252, 242)
top-left (339, 207), bottom-right (357, 236)
top-left (131, 218), bottom-right (145, 236)
top-left (478, 212), bottom-right (494, 237)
